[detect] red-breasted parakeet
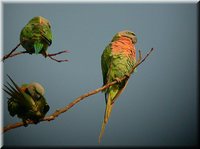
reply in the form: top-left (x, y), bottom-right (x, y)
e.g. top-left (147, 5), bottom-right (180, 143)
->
top-left (3, 75), bottom-right (50, 125)
top-left (20, 16), bottom-right (52, 57)
top-left (3, 16), bottom-right (69, 62)
top-left (99, 30), bottom-right (137, 143)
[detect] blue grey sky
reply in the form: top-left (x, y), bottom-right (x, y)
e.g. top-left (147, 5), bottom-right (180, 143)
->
top-left (2, 2), bottom-right (198, 147)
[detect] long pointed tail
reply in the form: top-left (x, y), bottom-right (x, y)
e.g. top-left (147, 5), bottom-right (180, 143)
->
top-left (98, 120), bottom-right (106, 144)
top-left (98, 97), bottom-right (113, 144)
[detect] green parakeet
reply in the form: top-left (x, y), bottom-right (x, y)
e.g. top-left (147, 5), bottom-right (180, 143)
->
top-left (99, 30), bottom-right (137, 143)
top-left (20, 16), bottom-right (52, 57)
top-left (3, 75), bottom-right (50, 125)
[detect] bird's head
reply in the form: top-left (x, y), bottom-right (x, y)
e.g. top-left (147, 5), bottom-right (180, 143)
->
top-left (26, 82), bottom-right (45, 100)
top-left (4, 75), bottom-right (50, 121)
top-left (29, 16), bottom-right (51, 29)
top-left (26, 82), bottom-right (50, 119)
top-left (112, 30), bottom-right (137, 44)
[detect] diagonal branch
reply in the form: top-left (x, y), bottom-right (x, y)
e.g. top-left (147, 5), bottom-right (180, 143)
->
top-left (2, 51), bottom-right (29, 61)
top-left (2, 43), bottom-right (22, 61)
top-left (3, 48), bottom-right (154, 133)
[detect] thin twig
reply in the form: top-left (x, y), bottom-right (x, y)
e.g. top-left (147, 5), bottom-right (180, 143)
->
top-left (3, 48), bottom-right (154, 133)
top-left (3, 51), bottom-right (28, 61)
top-left (47, 50), bottom-right (69, 57)
top-left (47, 50), bottom-right (69, 62)
top-left (48, 55), bottom-right (69, 62)
top-left (2, 43), bottom-right (21, 61)
top-left (2, 49), bottom-right (69, 63)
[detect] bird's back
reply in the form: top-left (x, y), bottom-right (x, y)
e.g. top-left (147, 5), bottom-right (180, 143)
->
top-left (20, 16), bottom-right (52, 54)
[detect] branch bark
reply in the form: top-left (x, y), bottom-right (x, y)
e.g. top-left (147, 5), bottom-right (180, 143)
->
top-left (3, 48), bottom-right (154, 133)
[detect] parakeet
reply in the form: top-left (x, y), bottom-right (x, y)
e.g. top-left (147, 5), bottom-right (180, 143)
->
top-left (20, 16), bottom-right (52, 57)
top-left (3, 75), bottom-right (50, 125)
top-left (99, 30), bottom-right (137, 143)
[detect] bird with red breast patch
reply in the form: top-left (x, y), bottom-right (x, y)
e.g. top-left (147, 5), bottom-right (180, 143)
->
top-left (99, 30), bottom-right (137, 143)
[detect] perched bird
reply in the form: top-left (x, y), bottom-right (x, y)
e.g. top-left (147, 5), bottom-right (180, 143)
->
top-left (3, 75), bottom-right (50, 125)
top-left (99, 30), bottom-right (137, 143)
top-left (3, 16), bottom-right (68, 62)
top-left (20, 16), bottom-right (52, 57)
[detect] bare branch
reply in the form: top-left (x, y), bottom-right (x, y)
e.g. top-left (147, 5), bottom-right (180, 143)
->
top-left (48, 56), bottom-right (69, 63)
top-left (3, 48), bottom-right (154, 133)
top-left (2, 49), bottom-right (69, 63)
top-left (2, 51), bottom-right (28, 61)
top-left (47, 50), bottom-right (69, 57)
top-left (2, 43), bottom-right (22, 61)
top-left (47, 50), bottom-right (69, 62)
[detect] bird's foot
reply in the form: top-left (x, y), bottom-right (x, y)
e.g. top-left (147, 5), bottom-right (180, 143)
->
top-left (33, 120), bottom-right (40, 124)
top-left (22, 120), bottom-right (28, 127)
top-left (125, 73), bottom-right (130, 78)
top-left (115, 77), bottom-right (122, 83)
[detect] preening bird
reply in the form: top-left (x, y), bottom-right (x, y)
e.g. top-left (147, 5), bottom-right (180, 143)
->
top-left (3, 75), bottom-right (50, 126)
top-left (99, 30), bottom-right (137, 143)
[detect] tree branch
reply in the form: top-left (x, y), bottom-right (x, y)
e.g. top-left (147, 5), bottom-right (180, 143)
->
top-left (2, 43), bottom-right (22, 61)
top-left (47, 50), bottom-right (69, 62)
top-left (2, 44), bottom-right (69, 63)
top-left (47, 50), bottom-right (69, 57)
top-left (2, 51), bottom-right (29, 61)
top-left (3, 48), bottom-right (154, 133)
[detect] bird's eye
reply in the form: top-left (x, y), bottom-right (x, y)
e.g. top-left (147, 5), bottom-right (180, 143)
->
top-left (34, 93), bottom-right (42, 100)
top-left (131, 32), bottom-right (136, 36)
top-left (34, 89), bottom-right (44, 100)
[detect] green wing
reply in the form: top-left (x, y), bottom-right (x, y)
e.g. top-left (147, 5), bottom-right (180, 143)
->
top-left (20, 24), bottom-right (33, 43)
top-left (41, 24), bottom-right (52, 46)
top-left (101, 44), bottom-right (112, 86)
top-left (35, 95), bottom-right (50, 116)
top-left (4, 75), bottom-right (37, 117)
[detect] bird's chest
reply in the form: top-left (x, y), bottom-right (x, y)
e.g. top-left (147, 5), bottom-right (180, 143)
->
top-left (111, 38), bottom-right (135, 60)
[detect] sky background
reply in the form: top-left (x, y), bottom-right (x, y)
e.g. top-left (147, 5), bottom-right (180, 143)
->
top-left (2, 2), bottom-right (198, 147)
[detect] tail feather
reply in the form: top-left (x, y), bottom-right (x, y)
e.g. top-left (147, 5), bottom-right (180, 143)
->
top-left (34, 42), bottom-right (43, 54)
top-left (105, 98), bottom-right (113, 123)
top-left (98, 120), bottom-right (106, 144)
top-left (99, 95), bottom-right (113, 143)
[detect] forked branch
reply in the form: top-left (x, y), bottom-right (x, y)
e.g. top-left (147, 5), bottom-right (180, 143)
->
top-left (47, 50), bottom-right (69, 62)
top-left (2, 44), bottom-right (69, 62)
top-left (3, 48), bottom-right (154, 133)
